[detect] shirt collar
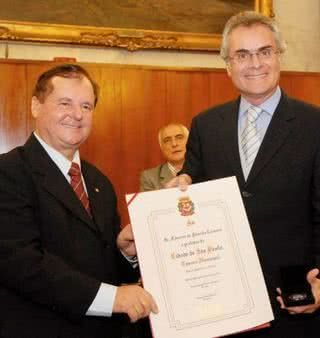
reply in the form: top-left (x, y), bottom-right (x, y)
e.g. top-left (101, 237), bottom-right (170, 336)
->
top-left (167, 162), bottom-right (178, 176)
top-left (33, 132), bottom-right (81, 178)
top-left (239, 86), bottom-right (281, 118)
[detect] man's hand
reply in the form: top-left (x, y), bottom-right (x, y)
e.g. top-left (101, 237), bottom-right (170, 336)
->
top-left (113, 285), bottom-right (159, 322)
top-left (164, 174), bottom-right (192, 191)
top-left (117, 224), bottom-right (136, 257)
top-left (277, 268), bottom-right (320, 314)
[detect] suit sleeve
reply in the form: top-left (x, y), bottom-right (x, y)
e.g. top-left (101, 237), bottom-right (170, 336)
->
top-left (311, 142), bottom-right (320, 268)
top-left (183, 116), bottom-right (205, 183)
top-left (0, 153), bottom-right (100, 320)
top-left (140, 170), bottom-right (155, 192)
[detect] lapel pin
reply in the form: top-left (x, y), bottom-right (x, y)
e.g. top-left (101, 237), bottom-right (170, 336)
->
top-left (95, 187), bottom-right (100, 193)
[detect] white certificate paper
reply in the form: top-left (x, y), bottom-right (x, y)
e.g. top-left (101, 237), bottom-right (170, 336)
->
top-left (126, 176), bottom-right (273, 338)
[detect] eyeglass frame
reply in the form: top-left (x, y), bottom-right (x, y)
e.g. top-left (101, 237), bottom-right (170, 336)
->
top-left (227, 45), bottom-right (281, 65)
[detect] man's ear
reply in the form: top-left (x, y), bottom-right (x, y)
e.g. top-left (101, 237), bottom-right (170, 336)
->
top-left (226, 62), bottom-right (232, 77)
top-left (31, 96), bottom-right (41, 118)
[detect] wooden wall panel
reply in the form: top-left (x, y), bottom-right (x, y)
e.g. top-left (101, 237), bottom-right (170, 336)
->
top-left (281, 73), bottom-right (320, 106)
top-left (166, 71), bottom-right (192, 123)
top-left (140, 70), bottom-right (167, 167)
top-left (279, 75), bottom-right (292, 95)
top-left (0, 63), bottom-right (28, 153)
top-left (81, 66), bottom-right (123, 183)
top-left (189, 72), bottom-right (211, 117)
top-left (0, 59), bottom-right (319, 224)
top-left (208, 71), bottom-right (238, 105)
top-left (25, 63), bottom-right (55, 135)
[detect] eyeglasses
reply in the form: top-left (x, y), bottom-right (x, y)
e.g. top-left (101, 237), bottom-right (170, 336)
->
top-left (228, 47), bottom-right (280, 65)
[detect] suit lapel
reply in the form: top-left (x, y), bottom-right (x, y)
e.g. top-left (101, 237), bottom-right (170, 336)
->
top-left (82, 163), bottom-right (106, 234)
top-left (159, 163), bottom-right (174, 188)
top-left (246, 93), bottom-right (296, 184)
top-left (219, 99), bottom-right (246, 186)
top-left (24, 135), bottom-right (98, 233)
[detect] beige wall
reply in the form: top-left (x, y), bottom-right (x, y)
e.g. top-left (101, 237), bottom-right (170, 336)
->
top-left (275, 0), bottom-right (320, 72)
top-left (0, 0), bottom-right (319, 71)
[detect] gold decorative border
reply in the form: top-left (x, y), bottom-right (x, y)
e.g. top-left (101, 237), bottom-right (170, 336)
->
top-left (0, 0), bottom-right (273, 52)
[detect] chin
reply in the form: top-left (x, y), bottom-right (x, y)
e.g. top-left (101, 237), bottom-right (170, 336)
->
top-left (65, 138), bottom-right (85, 147)
top-left (67, 132), bottom-right (88, 142)
top-left (171, 157), bottom-right (183, 163)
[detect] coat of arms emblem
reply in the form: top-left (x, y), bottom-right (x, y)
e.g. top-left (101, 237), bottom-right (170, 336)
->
top-left (177, 196), bottom-right (195, 217)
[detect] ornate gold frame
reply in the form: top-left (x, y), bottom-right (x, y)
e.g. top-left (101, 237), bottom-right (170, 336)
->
top-left (0, 0), bottom-right (273, 52)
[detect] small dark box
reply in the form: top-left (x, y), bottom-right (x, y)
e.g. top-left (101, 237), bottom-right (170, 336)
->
top-left (280, 265), bottom-right (314, 307)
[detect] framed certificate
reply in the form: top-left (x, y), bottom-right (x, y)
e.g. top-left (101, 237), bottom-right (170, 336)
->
top-left (127, 176), bottom-right (273, 338)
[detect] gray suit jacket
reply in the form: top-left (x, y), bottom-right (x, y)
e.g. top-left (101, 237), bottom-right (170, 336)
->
top-left (140, 163), bottom-right (174, 191)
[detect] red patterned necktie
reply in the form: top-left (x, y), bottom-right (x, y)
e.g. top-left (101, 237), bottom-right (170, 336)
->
top-left (68, 162), bottom-right (91, 216)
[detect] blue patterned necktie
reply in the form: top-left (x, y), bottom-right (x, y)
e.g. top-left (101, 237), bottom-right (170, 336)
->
top-left (241, 106), bottom-right (263, 177)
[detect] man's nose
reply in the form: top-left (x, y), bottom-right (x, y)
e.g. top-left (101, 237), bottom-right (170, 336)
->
top-left (171, 139), bottom-right (178, 146)
top-left (73, 105), bottom-right (84, 120)
top-left (249, 52), bottom-right (263, 68)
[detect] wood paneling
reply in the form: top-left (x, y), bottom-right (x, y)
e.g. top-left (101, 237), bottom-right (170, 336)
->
top-left (280, 72), bottom-right (320, 106)
top-left (0, 59), bottom-right (319, 224)
top-left (0, 63), bottom-right (28, 153)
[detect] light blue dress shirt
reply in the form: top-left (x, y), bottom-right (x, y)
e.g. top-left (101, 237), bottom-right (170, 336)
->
top-left (34, 132), bottom-right (116, 317)
top-left (238, 87), bottom-right (281, 179)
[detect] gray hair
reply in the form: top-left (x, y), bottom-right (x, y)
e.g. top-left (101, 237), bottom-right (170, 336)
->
top-left (158, 123), bottom-right (189, 147)
top-left (220, 11), bottom-right (287, 61)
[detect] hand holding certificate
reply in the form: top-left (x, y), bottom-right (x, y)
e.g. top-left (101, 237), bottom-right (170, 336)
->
top-left (126, 176), bottom-right (273, 338)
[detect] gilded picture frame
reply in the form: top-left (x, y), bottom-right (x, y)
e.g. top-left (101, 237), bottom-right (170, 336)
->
top-left (0, 0), bottom-right (273, 52)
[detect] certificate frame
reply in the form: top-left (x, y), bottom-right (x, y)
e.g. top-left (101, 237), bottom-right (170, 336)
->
top-left (127, 177), bottom-right (273, 338)
top-left (0, 0), bottom-right (273, 51)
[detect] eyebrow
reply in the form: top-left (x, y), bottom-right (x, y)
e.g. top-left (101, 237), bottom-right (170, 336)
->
top-left (234, 45), bottom-right (273, 53)
top-left (57, 97), bottom-right (94, 106)
top-left (57, 97), bottom-right (72, 102)
top-left (163, 133), bottom-right (184, 139)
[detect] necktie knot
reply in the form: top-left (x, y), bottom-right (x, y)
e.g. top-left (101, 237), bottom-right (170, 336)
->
top-left (247, 106), bottom-right (262, 123)
top-left (68, 162), bottom-right (81, 178)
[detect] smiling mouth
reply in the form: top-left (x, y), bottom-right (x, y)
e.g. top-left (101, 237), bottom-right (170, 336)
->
top-left (63, 124), bottom-right (81, 129)
top-left (246, 73), bottom-right (267, 79)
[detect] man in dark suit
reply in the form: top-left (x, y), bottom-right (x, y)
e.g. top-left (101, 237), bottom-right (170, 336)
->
top-left (167, 11), bottom-right (320, 337)
top-left (0, 64), bottom-right (157, 338)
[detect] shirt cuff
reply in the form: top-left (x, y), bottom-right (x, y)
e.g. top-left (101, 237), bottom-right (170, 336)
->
top-left (86, 283), bottom-right (117, 317)
top-left (121, 250), bottom-right (139, 268)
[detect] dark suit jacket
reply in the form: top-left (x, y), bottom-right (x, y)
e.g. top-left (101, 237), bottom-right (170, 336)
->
top-left (140, 163), bottom-right (174, 192)
top-left (0, 135), bottom-right (138, 338)
top-left (184, 92), bottom-right (320, 337)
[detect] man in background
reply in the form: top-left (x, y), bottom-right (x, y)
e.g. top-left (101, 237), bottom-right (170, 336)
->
top-left (0, 64), bottom-right (157, 338)
top-left (167, 11), bottom-right (320, 337)
top-left (128, 122), bottom-right (188, 338)
top-left (140, 123), bottom-right (189, 192)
